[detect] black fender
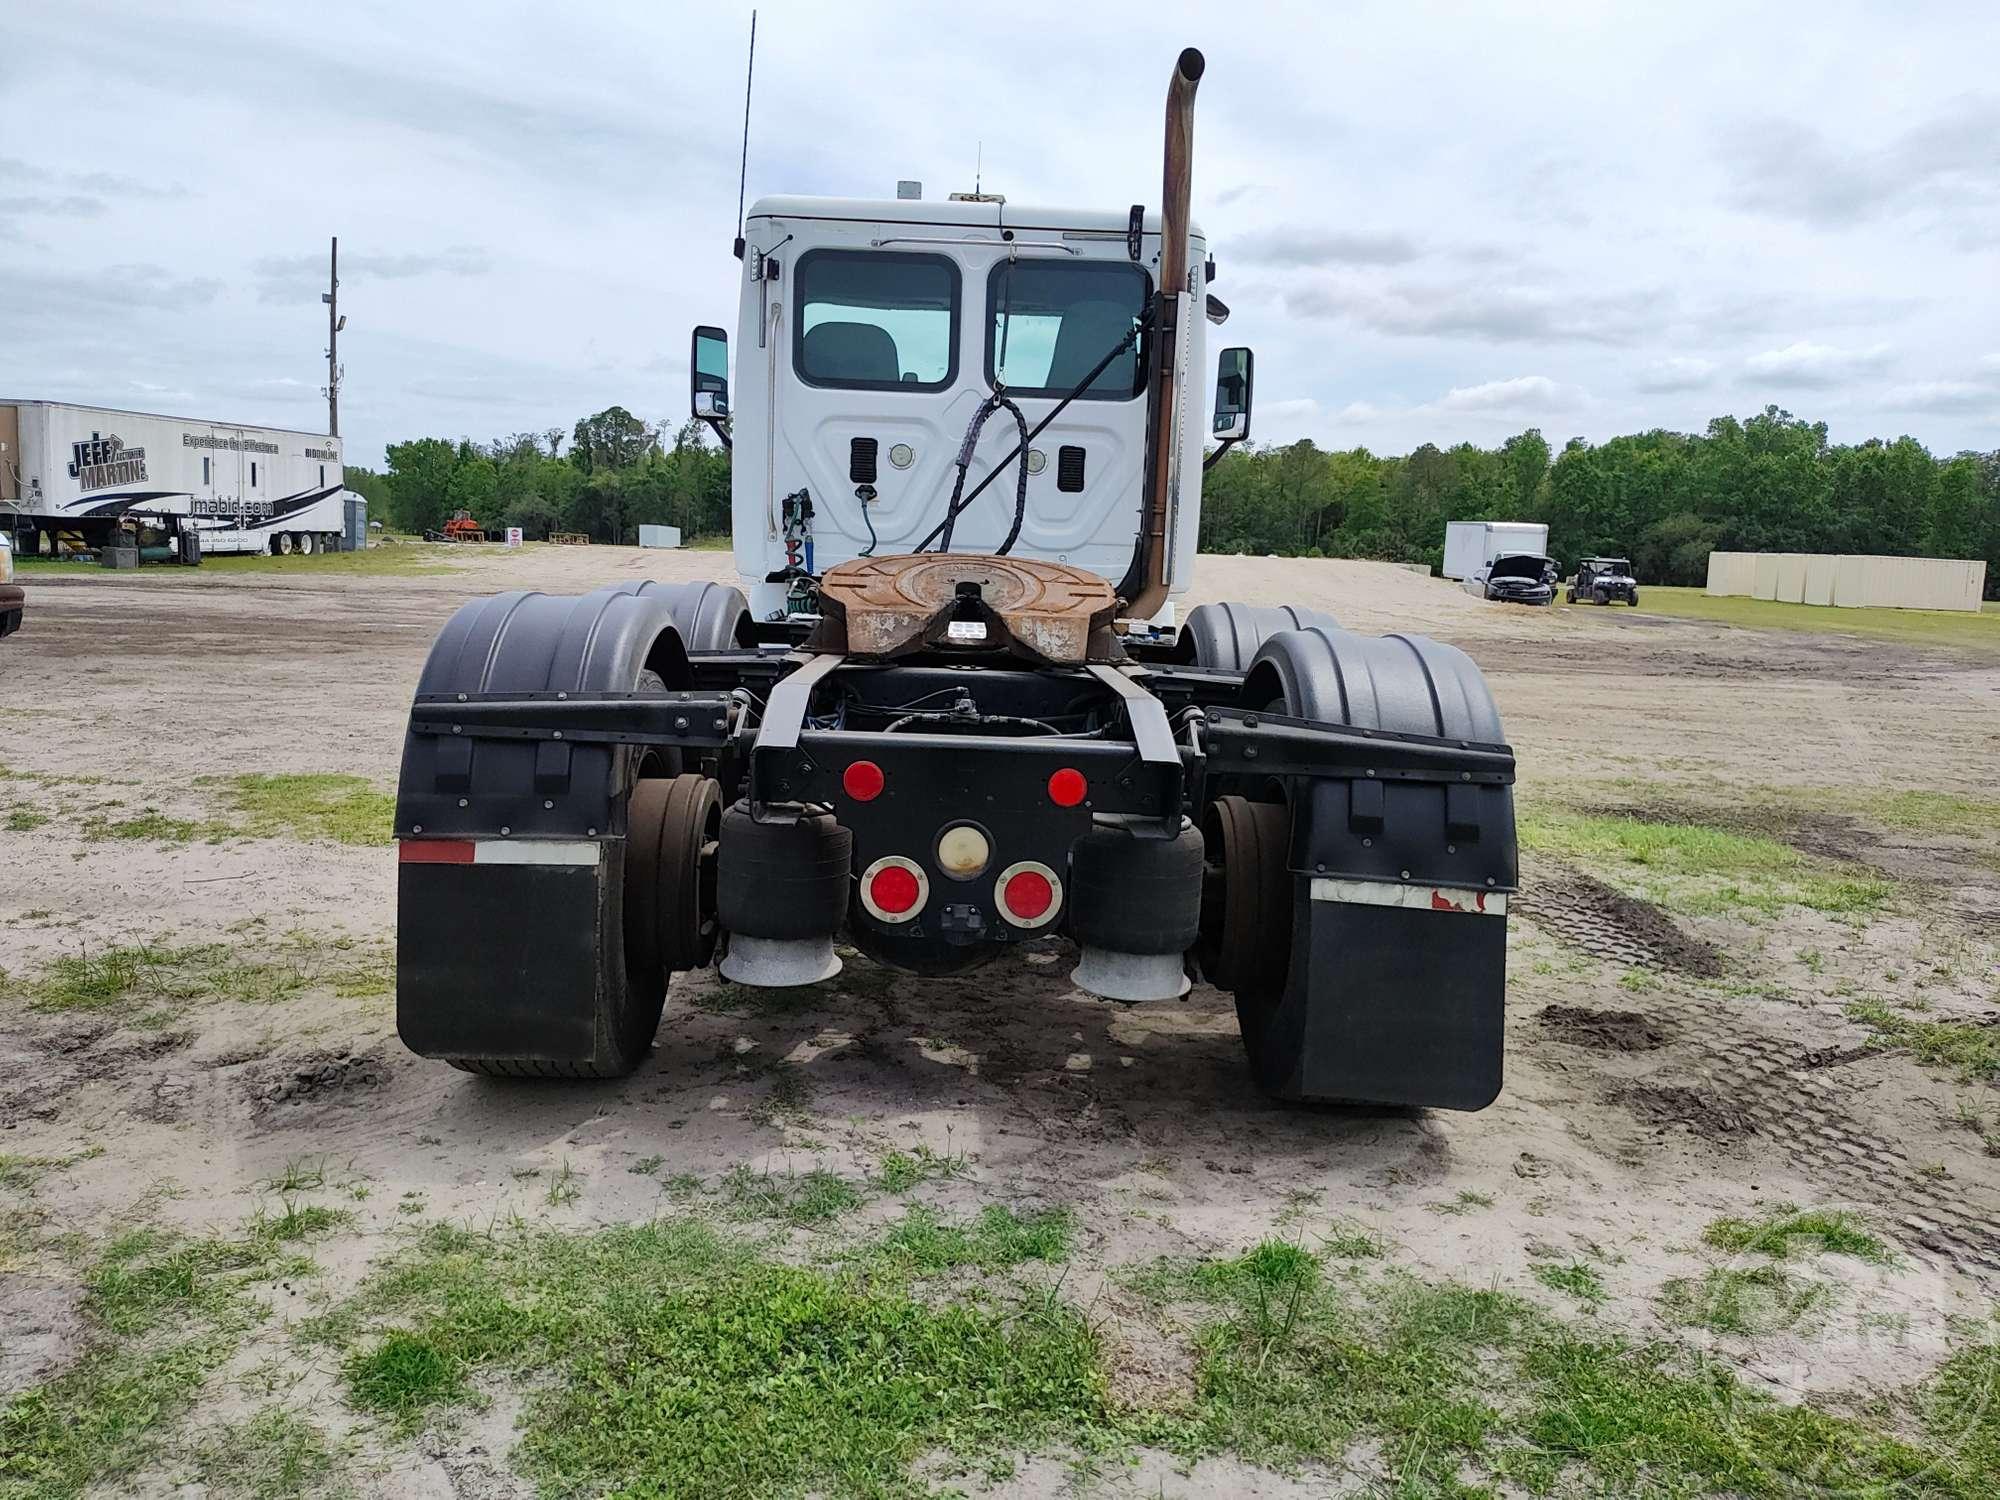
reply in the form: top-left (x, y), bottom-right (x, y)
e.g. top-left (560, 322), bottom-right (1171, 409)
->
top-left (394, 583), bottom-right (698, 1075)
top-left (593, 579), bottom-right (753, 653)
top-left (1175, 601), bottom-right (1341, 671)
top-left (1235, 625), bottom-right (1514, 1110)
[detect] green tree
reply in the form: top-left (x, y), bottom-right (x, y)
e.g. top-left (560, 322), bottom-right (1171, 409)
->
top-left (382, 438), bottom-right (459, 535)
top-left (571, 406), bottom-right (655, 475)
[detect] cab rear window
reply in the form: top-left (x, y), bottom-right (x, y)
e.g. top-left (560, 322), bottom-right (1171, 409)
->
top-left (794, 250), bottom-right (959, 391)
top-left (987, 259), bottom-right (1148, 400)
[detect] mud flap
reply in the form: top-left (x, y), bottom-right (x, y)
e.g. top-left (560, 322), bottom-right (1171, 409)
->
top-left (394, 583), bottom-right (700, 1074)
top-left (397, 857), bottom-right (616, 1067)
top-left (1287, 878), bottom-right (1506, 1110)
top-left (1224, 625), bottom-right (1517, 1110)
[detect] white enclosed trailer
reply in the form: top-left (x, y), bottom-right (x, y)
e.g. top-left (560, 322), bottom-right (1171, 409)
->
top-left (0, 401), bottom-right (345, 556)
top-left (1442, 520), bottom-right (1549, 581)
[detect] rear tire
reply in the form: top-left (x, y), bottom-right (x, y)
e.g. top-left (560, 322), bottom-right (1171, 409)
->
top-left (275, 532), bottom-right (293, 556)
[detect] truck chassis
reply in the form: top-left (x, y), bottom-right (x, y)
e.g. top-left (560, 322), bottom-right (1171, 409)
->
top-left (395, 580), bottom-right (1517, 1109)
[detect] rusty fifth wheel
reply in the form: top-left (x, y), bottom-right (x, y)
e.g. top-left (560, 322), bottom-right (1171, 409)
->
top-left (623, 774), bottom-right (721, 990)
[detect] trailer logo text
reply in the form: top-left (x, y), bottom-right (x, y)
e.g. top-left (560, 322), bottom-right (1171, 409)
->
top-left (68, 432), bottom-right (149, 492)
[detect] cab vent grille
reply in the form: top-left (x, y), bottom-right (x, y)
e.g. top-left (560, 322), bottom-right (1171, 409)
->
top-left (849, 437), bottom-right (879, 484)
top-left (1057, 445), bottom-right (1086, 492)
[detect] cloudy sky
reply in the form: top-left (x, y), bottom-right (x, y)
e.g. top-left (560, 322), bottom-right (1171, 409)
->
top-left (3, 0), bottom-right (1996, 467)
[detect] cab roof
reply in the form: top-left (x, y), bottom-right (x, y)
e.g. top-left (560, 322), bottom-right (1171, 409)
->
top-left (747, 195), bottom-right (1205, 241)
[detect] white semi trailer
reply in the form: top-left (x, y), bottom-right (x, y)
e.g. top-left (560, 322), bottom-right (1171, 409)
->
top-left (0, 400), bottom-right (347, 557)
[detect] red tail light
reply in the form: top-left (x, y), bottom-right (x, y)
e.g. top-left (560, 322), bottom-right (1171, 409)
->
top-left (995, 861), bottom-right (1063, 929)
top-left (859, 855), bottom-right (927, 923)
top-left (842, 759), bottom-right (885, 802)
top-left (1047, 767), bottom-right (1087, 807)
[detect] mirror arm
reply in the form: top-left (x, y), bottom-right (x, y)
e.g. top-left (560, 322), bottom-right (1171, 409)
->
top-left (1202, 437), bottom-right (1238, 473)
top-left (700, 414), bottom-right (733, 451)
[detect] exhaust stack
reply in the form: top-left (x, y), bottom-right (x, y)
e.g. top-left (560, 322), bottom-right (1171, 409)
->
top-left (1124, 46), bottom-right (1204, 625)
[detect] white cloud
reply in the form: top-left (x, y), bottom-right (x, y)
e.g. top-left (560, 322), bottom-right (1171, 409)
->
top-left (0, 1), bottom-right (1995, 464)
top-left (1882, 381), bottom-right (1997, 415)
top-left (1634, 357), bottom-right (1716, 393)
top-left (1743, 342), bottom-right (1893, 388)
top-left (1433, 375), bottom-right (1575, 414)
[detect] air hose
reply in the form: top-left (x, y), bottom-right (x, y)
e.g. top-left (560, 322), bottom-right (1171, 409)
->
top-left (937, 392), bottom-right (1031, 555)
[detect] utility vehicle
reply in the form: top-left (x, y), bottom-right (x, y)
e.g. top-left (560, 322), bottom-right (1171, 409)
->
top-left (394, 50), bottom-right (1519, 1109)
top-left (1569, 556), bottom-right (1639, 606)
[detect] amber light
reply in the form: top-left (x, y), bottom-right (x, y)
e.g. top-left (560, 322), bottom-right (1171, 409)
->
top-left (1047, 767), bottom-right (1087, 807)
top-left (843, 760), bottom-right (886, 801)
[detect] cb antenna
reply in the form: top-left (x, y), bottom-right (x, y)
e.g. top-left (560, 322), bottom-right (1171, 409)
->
top-left (732, 9), bottom-right (757, 259)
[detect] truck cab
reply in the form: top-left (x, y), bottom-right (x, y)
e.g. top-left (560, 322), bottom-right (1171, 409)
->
top-left (696, 195), bottom-right (1245, 627)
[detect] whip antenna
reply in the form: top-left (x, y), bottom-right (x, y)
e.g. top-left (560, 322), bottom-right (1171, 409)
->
top-left (733, 9), bottom-right (757, 258)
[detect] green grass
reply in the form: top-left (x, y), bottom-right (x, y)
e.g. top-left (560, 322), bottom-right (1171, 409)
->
top-left (1848, 1000), bottom-right (2000, 1082)
top-left (3, 809), bottom-right (49, 833)
top-left (0, 1215), bottom-right (337, 1496)
top-left (720, 1166), bottom-right (865, 1227)
top-left (189, 1405), bottom-right (343, 1499)
top-left (324, 1218), bottom-right (1113, 1492)
top-left (18, 546), bottom-right (456, 579)
top-left (198, 774), bottom-right (394, 846)
top-left (345, 1330), bottom-right (468, 1422)
top-left (7, 936), bottom-right (387, 1017)
top-left (0, 1148), bottom-right (100, 1193)
top-left (1702, 1204), bottom-right (1894, 1263)
top-left (1622, 585), bottom-right (2000, 652)
top-left (1659, 1265), bottom-right (1839, 1336)
top-left (1533, 1261), bottom-right (1607, 1305)
top-left (869, 1205), bottom-right (1075, 1273)
top-left (1518, 809), bottom-right (1893, 917)
top-left (1125, 1239), bottom-right (1994, 1497)
top-left (76, 774), bottom-right (392, 847)
top-left (874, 1144), bottom-right (965, 1193)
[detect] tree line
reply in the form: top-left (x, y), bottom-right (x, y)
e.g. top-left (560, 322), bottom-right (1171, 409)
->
top-left (353, 403), bottom-right (2000, 595)
top-left (1202, 407), bottom-right (2000, 592)
top-left (346, 406), bottom-right (730, 544)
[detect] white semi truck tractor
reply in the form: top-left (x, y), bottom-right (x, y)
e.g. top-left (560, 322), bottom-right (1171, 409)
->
top-left (394, 49), bottom-right (1519, 1108)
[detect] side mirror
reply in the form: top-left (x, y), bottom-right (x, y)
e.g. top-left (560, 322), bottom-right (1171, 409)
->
top-left (1212, 346), bottom-right (1253, 443)
top-left (691, 325), bottom-right (730, 420)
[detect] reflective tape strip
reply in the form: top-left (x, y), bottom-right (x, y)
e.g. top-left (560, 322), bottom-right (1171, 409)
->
top-left (399, 840), bottom-right (600, 867)
top-left (475, 841), bottom-right (601, 866)
top-left (1310, 877), bottom-right (1507, 916)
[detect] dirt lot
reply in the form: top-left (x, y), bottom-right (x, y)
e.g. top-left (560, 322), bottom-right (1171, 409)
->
top-left (3, 545), bottom-right (1998, 1497)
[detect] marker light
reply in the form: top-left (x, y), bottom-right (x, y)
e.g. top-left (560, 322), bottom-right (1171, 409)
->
top-left (1047, 767), bottom-right (1087, 807)
top-left (842, 760), bottom-right (885, 801)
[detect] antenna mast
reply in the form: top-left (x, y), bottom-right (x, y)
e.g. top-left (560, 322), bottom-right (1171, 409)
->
top-left (733, 10), bottom-right (757, 258)
top-left (321, 236), bottom-right (341, 438)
